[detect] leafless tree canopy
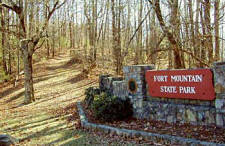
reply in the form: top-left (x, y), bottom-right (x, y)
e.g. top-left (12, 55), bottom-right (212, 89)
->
top-left (0, 0), bottom-right (225, 103)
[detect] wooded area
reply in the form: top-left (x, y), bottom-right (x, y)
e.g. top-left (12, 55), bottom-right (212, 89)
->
top-left (0, 0), bottom-right (225, 103)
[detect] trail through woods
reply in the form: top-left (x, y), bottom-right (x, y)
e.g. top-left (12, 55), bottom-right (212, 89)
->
top-left (0, 54), bottom-right (106, 145)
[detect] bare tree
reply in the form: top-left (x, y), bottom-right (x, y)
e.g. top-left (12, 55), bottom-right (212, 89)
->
top-left (0, 0), bottom-right (7, 74)
top-left (0, 0), bottom-right (67, 104)
top-left (214, 0), bottom-right (220, 61)
top-left (111, 0), bottom-right (122, 74)
top-left (148, 0), bottom-right (184, 69)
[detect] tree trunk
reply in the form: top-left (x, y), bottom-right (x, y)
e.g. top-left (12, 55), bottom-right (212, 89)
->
top-left (203, 0), bottom-right (213, 65)
top-left (136, 0), bottom-right (143, 64)
top-left (117, 0), bottom-right (122, 73)
top-left (0, 0), bottom-right (7, 74)
top-left (200, 4), bottom-right (207, 67)
top-left (29, 0), bottom-right (34, 37)
top-left (170, 0), bottom-right (185, 68)
top-left (188, 0), bottom-right (196, 67)
top-left (214, 0), bottom-right (220, 61)
top-left (6, 9), bottom-right (11, 74)
top-left (69, 21), bottom-right (73, 48)
top-left (111, 0), bottom-right (122, 74)
top-left (57, 11), bottom-right (61, 51)
top-left (8, 45), bottom-right (12, 74)
top-left (150, 10), bottom-right (157, 65)
top-left (52, 18), bottom-right (56, 58)
top-left (188, 0), bottom-right (195, 49)
top-left (195, 0), bottom-right (201, 67)
top-left (21, 41), bottom-right (35, 104)
top-left (152, 0), bottom-right (184, 69)
top-left (46, 43), bottom-right (49, 59)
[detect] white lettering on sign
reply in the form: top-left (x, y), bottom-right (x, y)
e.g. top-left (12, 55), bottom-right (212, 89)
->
top-left (160, 86), bottom-right (177, 93)
top-left (152, 74), bottom-right (203, 95)
top-left (171, 75), bottom-right (202, 82)
top-left (154, 76), bottom-right (168, 82)
top-left (159, 86), bottom-right (196, 94)
top-left (179, 86), bottom-right (196, 94)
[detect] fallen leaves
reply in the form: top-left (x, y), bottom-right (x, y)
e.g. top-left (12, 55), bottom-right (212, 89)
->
top-left (82, 102), bottom-right (225, 144)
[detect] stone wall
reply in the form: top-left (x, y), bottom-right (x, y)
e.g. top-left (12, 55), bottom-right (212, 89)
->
top-left (99, 62), bottom-right (225, 128)
top-left (123, 65), bottom-right (155, 118)
top-left (141, 100), bottom-right (217, 125)
top-left (213, 62), bottom-right (225, 127)
top-left (99, 75), bottom-right (123, 94)
top-left (112, 81), bottom-right (128, 100)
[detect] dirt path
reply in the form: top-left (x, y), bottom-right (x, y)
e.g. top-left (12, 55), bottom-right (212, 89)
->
top-left (0, 54), bottom-right (102, 145)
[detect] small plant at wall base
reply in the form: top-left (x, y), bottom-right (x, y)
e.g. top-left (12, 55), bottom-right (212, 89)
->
top-left (91, 93), bottom-right (133, 122)
top-left (84, 87), bottom-right (101, 108)
top-left (84, 87), bottom-right (133, 122)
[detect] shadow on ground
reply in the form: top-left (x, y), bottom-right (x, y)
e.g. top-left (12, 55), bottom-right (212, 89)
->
top-left (0, 54), bottom-right (101, 145)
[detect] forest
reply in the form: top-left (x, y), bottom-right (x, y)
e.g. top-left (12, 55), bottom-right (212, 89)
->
top-left (1, 0), bottom-right (225, 76)
top-left (0, 1), bottom-right (224, 74)
top-left (0, 0), bottom-right (225, 145)
top-left (1, 0), bottom-right (224, 103)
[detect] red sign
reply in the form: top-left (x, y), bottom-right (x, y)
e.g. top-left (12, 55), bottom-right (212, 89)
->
top-left (145, 69), bottom-right (215, 100)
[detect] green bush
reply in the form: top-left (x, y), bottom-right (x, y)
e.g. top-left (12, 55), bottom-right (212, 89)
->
top-left (84, 87), bottom-right (101, 108)
top-left (91, 93), bottom-right (133, 122)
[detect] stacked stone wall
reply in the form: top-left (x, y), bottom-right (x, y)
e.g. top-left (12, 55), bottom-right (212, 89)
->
top-left (99, 75), bottom-right (123, 94)
top-left (99, 62), bottom-right (225, 128)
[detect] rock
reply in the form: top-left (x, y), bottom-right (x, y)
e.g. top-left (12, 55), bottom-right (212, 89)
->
top-left (213, 62), bottom-right (225, 94)
top-left (197, 111), bottom-right (206, 125)
top-left (215, 98), bottom-right (225, 111)
top-left (205, 111), bottom-right (215, 124)
top-left (167, 116), bottom-right (175, 123)
top-left (112, 81), bottom-right (128, 100)
top-left (176, 112), bottom-right (183, 122)
top-left (136, 98), bottom-right (143, 109)
top-left (216, 114), bottom-right (224, 127)
top-left (185, 109), bottom-right (197, 123)
top-left (0, 134), bottom-right (18, 146)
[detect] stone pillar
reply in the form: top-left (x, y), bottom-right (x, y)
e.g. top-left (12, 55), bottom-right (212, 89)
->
top-left (213, 62), bottom-right (225, 127)
top-left (123, 65), bottom-right (154, 118)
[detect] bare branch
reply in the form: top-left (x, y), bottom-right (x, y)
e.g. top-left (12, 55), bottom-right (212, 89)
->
top-left (127, 8), bottom-right (152, 47)
top-left (146, 0), bottom-right (153, 5)
top-left (0, 3), bottom-right (13, 10)
top-left (56, 0), bottom-right (67, 9)
top-left (0, 2), bottom-right (25, 34)
top-left (0, 2), bottom-right (22, 14)
top-left (47, 0), bottom-right (67, 20)
top-left (40, 0), bottom-right (67, 37)
top-left (34, 40), bottom-right (45, 53)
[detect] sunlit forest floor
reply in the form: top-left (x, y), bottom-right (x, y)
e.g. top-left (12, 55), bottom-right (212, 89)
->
top-left (0, 54), bottom-right (135, 145)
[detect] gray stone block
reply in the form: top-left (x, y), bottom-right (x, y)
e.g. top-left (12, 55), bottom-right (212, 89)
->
top-left (197, 111), bottom-right (206, 125)
top-left (112, 80), bottom-right (128, 99)
top-left (216, 113), bottom-right (224, 127)
top-left (205, 111), bottom-right (215, 125)
top-left (213, 62), bottom-right (225, 94)
top-left (215, 98), bottom-right (225, 111)
top-left (136, 98), bottom-right (143, 109)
